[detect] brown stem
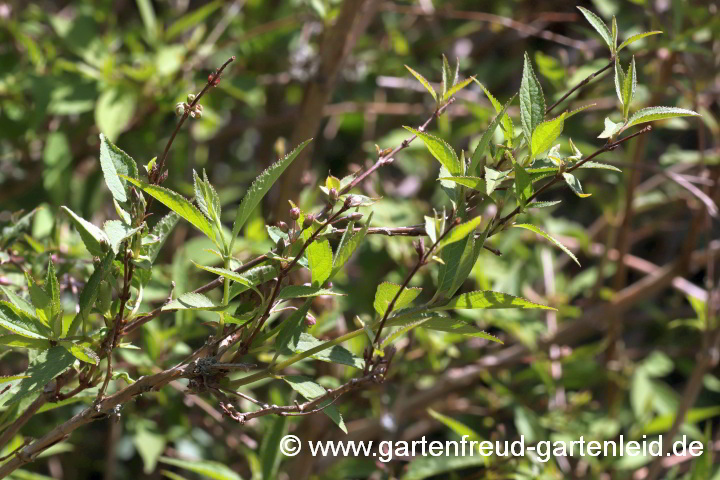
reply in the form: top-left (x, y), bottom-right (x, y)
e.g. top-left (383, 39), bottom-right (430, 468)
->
top-left (545, 60), bottom-right (613, 115)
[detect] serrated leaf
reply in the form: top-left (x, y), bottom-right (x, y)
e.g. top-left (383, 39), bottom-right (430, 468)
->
top-left (229, 265), bottom-right (279, 299)
top-left (618, 31), bottom-right (662, 51)
top-left (193, 169), bottom-right (221, 225)
top-left (626, 107), bottom-right (700, 129)
top-left (274, 299), bottom-right (312, 353)
top-left (277, 285), bottom-right (344, 300)
top-left (520, 52), bottom-right (545, 143)
top-left (121, 177), bottom-right (217, 244)
top-left (442, 76), bottom-right (474, 103)
top-left (434, 290), bottom-right (554, 310)
top-left (513, 223), bottom-right (580, 266)
top-left (231, 139), bottom-right (311, 243)
top-left (405, 127), bottom-right (462, 175)
top-left (622, 57), bottom-right (637, 119)
top-left (562, 172), bottom-right (591, 197)
top-left (380, 316), bottom-right (436, 349)
top-left (69, 250), bottom-right (114, 336)
top-left (60, 341), bottom-right (99, 365)
top-left (578, 161), bottom-right (622, 172)
top-left (290, 332), bottom-right (364, 369)
top-left (25, 272), bottom-right (51, 327)
top-left (405, 65), bottom-right (437, 102)
top-left (598, 117), bottom-right (623, 139)
top-left (60, 206), bottom-right (110, 256)
top-left (0, 335), bottom-right (51, 349)
top-left (577, 6), bottom-right (613, 50)
top-left (514, 164), bottom-right (533, 207)
top-left (422, 317), bottom-right (502, 342)
top-left (436, 234), bottom-right (475, 299)
top-left (98, 133), bottom-right (139, 203)
top-left (437, 177), bottom-right (485, 193)
top-left (145, 211), bottom-right (179, 264)
top-left (303, 227), bottom-right (333, 288)
top-left (0, 286), bottom-right (35, 318)
top-left (484, 167), bottom-right (508, 195)
top-left (531, 113), bottom-right (566, 158)
top-left (614, 56), bottom-right (625, 106)
top-left (103, 220), bottom-right (142, 254)
top-left (331, 213), bottom-right (370, 278)
top-left (611, 16), bottom-right (618, 52)
top-left (475, 80), bottom-right (514, 145)
top-left (0, 374), bottom-right (30, 384)
top-left (470, 95), bottom-right (515, 172)
top-left (158, 457), bottom-right (242, 480)
top-left (192, 262), bottom-right (256, 293)
top-left (44, 261), bottom-right (62, 337)
top-left (529, 200), bottom-right (562, 209)
top-left (283, 375), bottom-right (347, 433)
top-left (373, 282), bottom-right (422, 316)
top-left (162, 292), bottom-right (225, 312)
top-left (437, 216), bottom-right (483, 250)
top-left (441, 55), bottom-right (452, 98)
top-left (4, 346), bottom-right (75, 406)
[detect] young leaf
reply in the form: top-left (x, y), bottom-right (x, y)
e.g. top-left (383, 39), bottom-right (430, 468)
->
top-left (331, 213), bottom-right (371, 278)
top-left (404, 127), bottom-right (462, 176)
top-left (4, 346), bottom-right (75, 406)
top-left (437, 216), bottom-right (483, 250)
top-left (405, 65), bottom-right (437, 102)
top-left (485, 167), bottom-right (508, 196)
top-left (373, 282), bottom-right (422, 316)
top-left (598, 117), bottom-right (623, 139)
top-left (45, 261), bottom-right (63, 337)
top-left (577, 7), bottom-right (613, 50)
top-left (626, 107), bottom-right (700, 129)
top-left (469, 95), bottom-right (515, 172)
top-left (422, 317), bottom-right (502, 342)
top-left (0, 286), bottom-right (35, 318)
top-left (618, 31), bottom-right (662, 52)
top-left (99, 133), bottom-right (139, 203)
top-left (437, 177), bottom-right (485, 193)
top-left (622, 57), bottom-right (637, 120)
top-left (60, 341), bottom-right (99, 365)
top-left (283, 375), bottom-right (347, 433)
top-left (611, 16), bottom-right (618, 53)
top-left (424, 216), bottom-right (437, 244)
top-left (60, 206), bottom-right (110, 256)
top-left (231, 139), bottom-right (311, 244)
top-left (277, 285), bottom-right (344, 300)
top-left (531, 113), bottom-right (566, 158)
top-left (513, 223), bottom-right (580, 266)
top-left (69, 251), bottom-right (115, 336)
top-left (520, 52), bottom-right (545, 143)
top-left (289, 333), bottom-right (364, 369)
top-left (193, 169), bottom-right (221, 225)
top-left (158, 457), bottom-right (242, 480)
top-left (0, 302), bottom-right (51, 339)
top-left (614, 56), bottom-right (625, 106)
top-left (434, 290), bottom-right (554, 310)
top-left (103, 220), bottom-right (142, 254)
top-left (514, 164), bottom-right (533, 207)
top-left (121, 177), bottom-right (217, 245)
top-left (443, 76), bottom-right (474, 103)
top-left (562, 172), bottom-right (592, 198)
top-left (145, 212), bottom-right (180, 264)
top-left (25, 273), bottom-right (52, 328)
top-left (475, 80), bottom-right (514, 145)
top-left (303, 226), bottom-right (333, 287)
top-left (441, 54), bottom-right (452, 99)
top-left (162, 292), bottom-right (225, 312)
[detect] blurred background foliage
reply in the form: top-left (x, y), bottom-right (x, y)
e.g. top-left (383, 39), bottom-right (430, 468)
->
top-left (0, 0), bottom-right (719, 479)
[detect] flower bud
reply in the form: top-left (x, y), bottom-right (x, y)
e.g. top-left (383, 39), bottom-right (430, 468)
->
top-left (289, 207), bottom-right (300, 220)
top-left (343, 195), bottom-right (354, 209)
top-left (302, 214), bottom-right (314, 229)
top-left (187, 93), bottom-right (196, 103)
top-left (414, 238), bottom-right (425, 257)
top-left (276, 237), bottom-right (286, 254)
top-left (175, 102), bottom-right (185, 117)
top-left (346, 212), bottom-right (364, 221)
top-left (329, 188), bottom-right (338, 205)
top-left (304, 313), bottom-right (316, 327)
top-left (277, 221), bottom-right (288, 232)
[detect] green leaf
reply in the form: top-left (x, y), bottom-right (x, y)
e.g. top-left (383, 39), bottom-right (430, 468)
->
top-left (0, 335), bottom-right (51, 349)
top-left (514, 164), bottom-right (533, 207)
top-left (519, 52), bottom-right (545, 143)
top-left (470, 95), bottom-right (515, 172)
top-left (424, 216), bottom-right (437, 243)
top-left (422, 317), bottom-right (502, 342)
top-left (626, 107), bottom-right (700, 129)
top-left (303, 227), bottom-right (333, 287)
top-left (0, 286), bottom-right (35, 318)
top-left (577, 7), bottom-right (613, 50)
top-left (69, 251), bottom-right (114, 336)
top-left (562, 172), bottom-right (592, 197)
top-left (513, 223), bottom-right (580, 266)
top-left (25, 273), bottom-right (52, 327)
top-left (95, 89), bottom-right (136, 143)
top-left (428, 408), bottom-right (483, 443)
top-left (642, 405), bottom-right (720, 436)
top-left (103, 220), bottom-right (142, 254)
top-left (475, 80), bottom-right (514, 145)
top-left (289, 333), bottom-right (364, 369)
top-left (162, 292), bottom-right (225, 312)
top-left (598, 117), bottom-right (623, 139)
top-left (404, 127), bottom-right (462, 176)
top-left (0, 302), bottom-right (51, 339)
top-left (231, 139), bottom-right (312, 243)
top-left (121, 177), bottom-right (217, 245)
top-left (193, 169), bottom-right (221, 225)
top-left (44, 260), bottom-right (63, 337)
top-left (159, 457), bottom-right (242, 480)
top-left (405, 65), bottom-right (437, 102)
top-left (380, 316), bottom-right (436, 348)
top-left (437, 177), bottom-right (486, 193)
top-left (331, 212), bottom-right (371, 279)
top-left (441, 54), bottom-right (452, 99)
top-left (403, 455), bottom-right (486, 480)
top-left (165, 0), bottom-right (223, 40)
top-left (622, 57), bottom-right (637, 119)
top-left (0, 375), bottom-right (30, 384)
top-left (435, 290), bottom-right (553, 311)
top-left (134, 428), bottom-right (166, 474)
top-left (283, 375), bottom-right (347, 433)
top-left (277, 286), bottom-right (344, 300)
top-left (579, 161), bottom-right (622, 172)
top-left (145, 212), bottom-right (180, 264)
top-left (4, 346), bottom-right (75, 406)
top-left (192, 263), bottom-right (257, 293)
top-left (60, 206), bottom-right (110, 256)
top-left (228, 265), bottom-right (279, 299)
top-left (618, 31), bottom-right (662, 52)
top-left (261, 416), bottom-right (287, 480)
top-left (531, 113), bottom-right (566, 158)
top-left (60, 341), bottom-right (99, 365)
top-left (435, 235), bottom-right (475, 299)
top-left (484, 167), bottom-right (508, 195)
top-left (274, 300), bottom-right (312, 353)
top-left (98, 133), bottom-right (139, 203)
top-left (373, 282), bottom-right (422, 316)
top-left (437, 216), bottom-right (483, 250)
top-left (614, 56), bottom-right (626, 106)
top-left (611, 16), bottom-right (618, 53)
top-left (443, 76), bottom-right (474, 103)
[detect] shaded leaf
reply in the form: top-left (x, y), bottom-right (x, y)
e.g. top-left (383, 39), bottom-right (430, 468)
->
top-left (60, 206), bottom-right (110, 256)
top-left (513, 223), bottom-right (580, 266)
top-left (4, 346), bottom-right (76, 406)
top-left (0, 301), bottom-right (51, 339)
top-left (162, 292), bottom-right (225, 312)
top-left (562, 172), bottom-right (591, 197)
top-left (159, 457), bottom-right (242, 480)
top-left (283, 375), bottom-right (347, 433)
top-left (98, 133), bottom-right (138, 203)
top-left (470, 95), bottom-right (515, 172)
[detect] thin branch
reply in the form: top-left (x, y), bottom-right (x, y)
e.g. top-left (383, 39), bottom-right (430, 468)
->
top-left (545, 60), bottom-right (613, 115)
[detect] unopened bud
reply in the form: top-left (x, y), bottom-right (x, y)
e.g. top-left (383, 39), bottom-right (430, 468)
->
top-left (276, 237), bottom-right (286, 253)
top-left (302, 214), bottom-right (314, 229)
top-left (414, 238), bottom-right (425, 257)
top-left (346, 212), bottom-right (364, 221)
top-left (175, 103), bottom-right (185, 117)
top-left (304, 313), bottom-right (316, 327)
top-left (193, 108), bottom-right (202, 119)
top-left (187, 93), bottom-right (196, 103)
top-left (196, 104), bottom-right (203, 112)
top-left (277, 221), bottom-right (288, 232)
top-left (343, 195), bottom-right (354, 209)
top-left (289, 207), bottom-right (300, 220)
top-left (329, 188), bottom-right (338, 204)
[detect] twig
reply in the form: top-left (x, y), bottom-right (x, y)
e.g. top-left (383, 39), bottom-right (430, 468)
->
top-left (545, 60), bottom-right (613, 115)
